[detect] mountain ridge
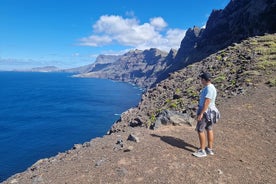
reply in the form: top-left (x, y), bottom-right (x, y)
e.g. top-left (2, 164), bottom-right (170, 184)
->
top-left (73, 0), bottom-right (276, 88)
top-left (75, 48), bottom-right (175, 88)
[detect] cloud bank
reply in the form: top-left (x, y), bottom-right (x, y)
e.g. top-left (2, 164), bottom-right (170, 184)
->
top-left (79, 15), bottom-right (186, 51)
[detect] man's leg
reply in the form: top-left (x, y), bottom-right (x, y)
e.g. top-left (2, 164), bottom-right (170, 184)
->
top-left (198, 131), bottom-right (206, 150)
top-left (207, 130), bottom-right (214, 149)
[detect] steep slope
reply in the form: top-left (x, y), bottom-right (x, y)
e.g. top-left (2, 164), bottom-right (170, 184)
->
top-left (77, 48), bottom-right (175, 88)
top-left (4, 34), bottom-right (275, 184)
top-left (110, 34), bottom-right (276, 133)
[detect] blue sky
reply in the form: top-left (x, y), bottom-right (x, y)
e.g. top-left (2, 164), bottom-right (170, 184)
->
top-left (0, 0), bottom-right (229, 70)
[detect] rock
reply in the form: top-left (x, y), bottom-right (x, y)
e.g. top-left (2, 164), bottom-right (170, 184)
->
top-left (124, 146), bottom-right (134, 152)
top-left (173, 94), bottom-right (181, 99)
top-left (116, 138), bottom-right (124, 147)
top-left (116, 167), bottom-right (128, 177)
top-left (95, 159), bottom-right (105, 167)
top-left (152, 110), bottom-right (194, 129)
top-left (10, 179), bottom-right (18, 184)
top-left (216, 169), bottom-right (223, 175)
top-left (72, 144), bottom-right (82, 150)
top-left (83, 142), bottom-right (91, 147)
top-left (32, 175), bottom-right (44, 184)
top-left (129, 118), bottom-right (143, 127)
top-left (127, 134), bottom-right (140, 143)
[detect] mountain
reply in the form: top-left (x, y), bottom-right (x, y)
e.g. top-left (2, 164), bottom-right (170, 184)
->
top-left (76, 48), bottom-right (176, 88)
top-left (28, 66), bottom-right (60, 72)
top-left (64, 54), bottom-right (121, 73)
top-left (160, 0), bottom-right (276, 81)
top-left (76, 0), bottom-right (275, 88)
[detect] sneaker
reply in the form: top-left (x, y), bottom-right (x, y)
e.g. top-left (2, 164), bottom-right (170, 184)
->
top-left (205, 147), bottom-right (214, 155)
top-left (192, 149), bottom-right (207, 158)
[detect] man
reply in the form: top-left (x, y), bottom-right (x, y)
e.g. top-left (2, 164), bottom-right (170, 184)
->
top-left (192, 72), bottom-right (220, 158)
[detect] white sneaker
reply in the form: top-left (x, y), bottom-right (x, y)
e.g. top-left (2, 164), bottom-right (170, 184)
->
top-left (192, 149), bottom-right (207, 157)
top-left (205, 147), bottom-right (214, 155)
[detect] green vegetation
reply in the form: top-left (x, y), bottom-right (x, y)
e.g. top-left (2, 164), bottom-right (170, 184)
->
top-left (186, 86), bottom-right (198, 98)
top-left (164, 97), bottom-right (186, 111)
top-left (225, 61), bottom-right (234, 67)
top-left (146, 113), bottom-right (157, 128)
top-left (245, 78), bottom-right (252, 83)
top-left (169, 101), bottom-right (178, 108)
top-left (257, 35), bottom-right (276, 43)
top-left (267, 78), bottom-right (276, 87)
top-left (165, 98), bottom-right (172, 104)
top-left (150, 113), bottom-right (156, 123)
top-left (216, 55), bottom-right (222, 61)
top-left (243, 70), bottom-right (261, 76)
top-left (184, 78), bottom-right (194, 84)
top-left (213, 74), bottom-right (226, 83)
top-left (175, 88), bottom-right (181, 94)
top-left (264, 41), bottom-right (276, 48)
top-left (257, 61), bottom-right (276, 70)
top-left (230, 79), bottom-right (236, 86)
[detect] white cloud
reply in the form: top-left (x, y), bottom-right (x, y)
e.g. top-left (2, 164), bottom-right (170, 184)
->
top-left (80, 35), bottom-right (112, 46)
top-left (150, 17), bottom-right (167, 31)
top-left (79, 15), bottom-right (186, 51)
top-left (125, 11), bottom-right (135, 17)
top-left (72, 53), bottom-right (80, 57)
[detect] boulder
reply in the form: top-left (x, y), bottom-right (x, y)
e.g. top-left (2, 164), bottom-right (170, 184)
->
top-left (152, 110), bottom-right (194, 129)
top-left (127, 134), bottom-right (140, 143)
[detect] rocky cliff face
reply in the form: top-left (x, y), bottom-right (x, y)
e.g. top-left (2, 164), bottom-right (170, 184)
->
top-left (76, 48), bottom-right (176, 88)
top-left (171, 0), bottom-right (276, 70)
top-left (77, 0), bottom-right (275, 88)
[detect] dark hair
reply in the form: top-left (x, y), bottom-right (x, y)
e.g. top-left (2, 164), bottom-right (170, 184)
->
top-left (199, 72), bottom-right (211, 81)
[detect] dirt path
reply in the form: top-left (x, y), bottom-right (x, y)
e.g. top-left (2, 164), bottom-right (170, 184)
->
top-left (4, 85), bottom-right (276, 184)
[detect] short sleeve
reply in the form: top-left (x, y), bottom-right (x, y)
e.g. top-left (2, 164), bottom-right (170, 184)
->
top-left (205, 86), bottom-right (215, 100)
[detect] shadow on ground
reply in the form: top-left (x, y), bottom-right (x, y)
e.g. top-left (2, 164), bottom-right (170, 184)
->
top-left (151, 134), bottom-right (197, 153)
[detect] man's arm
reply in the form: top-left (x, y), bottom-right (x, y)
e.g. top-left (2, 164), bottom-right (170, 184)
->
top-left (197, 98), bottom-right (211, 121)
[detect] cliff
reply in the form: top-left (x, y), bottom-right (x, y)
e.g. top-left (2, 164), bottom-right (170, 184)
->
top-left (75, 0), bottom-right (276, 88)
top-left (155, 0), bottom-right (276, 84)
top-left (76, 48), bottom-right (175, 88)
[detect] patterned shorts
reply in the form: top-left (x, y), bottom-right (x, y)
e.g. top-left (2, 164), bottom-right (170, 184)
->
top-left (196, 114), bottom-right (213, 132)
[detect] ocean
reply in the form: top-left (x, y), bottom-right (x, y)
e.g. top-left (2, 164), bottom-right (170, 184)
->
top-left (0, 72), bottom-right (142, 182)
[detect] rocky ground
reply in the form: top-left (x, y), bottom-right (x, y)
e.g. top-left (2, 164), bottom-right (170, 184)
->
top-left (3, 84), bottom-right (275, 184)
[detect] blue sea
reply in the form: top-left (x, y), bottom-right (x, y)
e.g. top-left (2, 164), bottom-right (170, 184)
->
top-left (0, 72), bottom-right (142, 182)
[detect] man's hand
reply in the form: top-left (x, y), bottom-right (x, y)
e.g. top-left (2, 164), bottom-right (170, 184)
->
top-left (197, 113), bottom-right (203, 122)
top-left (198, 98), bottom-right (211, 122)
